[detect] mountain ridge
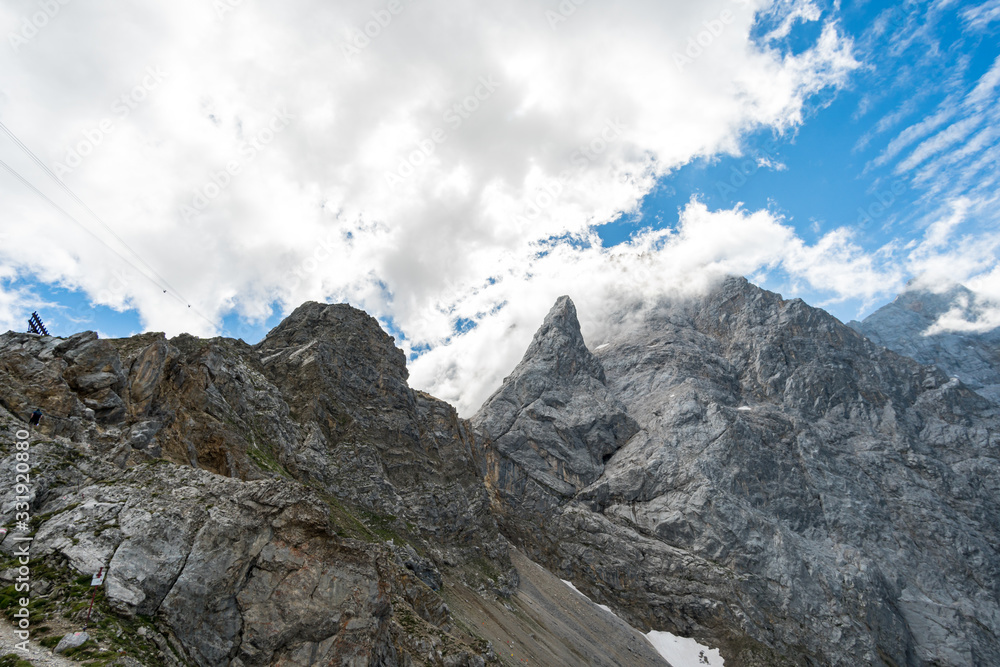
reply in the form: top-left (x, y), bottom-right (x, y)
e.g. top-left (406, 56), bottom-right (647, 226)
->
top-left (477, 276), bottom-right (1000, 666)
top-left (2, 278), bottom-right (999, 666)
top-left (850, 283), bottom-right (1000, 404)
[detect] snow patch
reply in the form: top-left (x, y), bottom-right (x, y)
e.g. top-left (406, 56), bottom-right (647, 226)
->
top-left (595, 343), bottom-right (610, 350)
top-left (646, 630), bottom-right (725, 666)
top-left (559, 579), bottom-right (725, 666)
top-left (737, 406), bottom-right (752, 411)
top-left (561, 579), bottom-right (586, 597)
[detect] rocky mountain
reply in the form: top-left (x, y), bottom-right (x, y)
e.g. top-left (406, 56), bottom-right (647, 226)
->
top-left (4, 278), bottom-right (1000, 667)
top-left (849, 283), bottom-right (1000, 404)
top-left (0, 303), bottom-right (666, 666)
top-left (475, 277), bottom-right (1000, 666)
top-left (473, 296), bottom-right (638, 527)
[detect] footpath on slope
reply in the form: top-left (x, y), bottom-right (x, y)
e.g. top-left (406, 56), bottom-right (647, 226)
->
top-left (0, 616), bottom-right (78, 667)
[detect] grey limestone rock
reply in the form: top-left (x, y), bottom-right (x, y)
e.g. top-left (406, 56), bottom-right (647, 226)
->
top-left (54, 631), bottom-right (91, 654)
top-left (0, 301), bottom-right (513, 666)
top-left (476, 277), bottom-right (1000, 666)
top-left (472, 296), bottom-right (638, 524)
top-left (850, 283), bottom-right (1000, 403)
top-left (6, 281), bottom-right (999, 667)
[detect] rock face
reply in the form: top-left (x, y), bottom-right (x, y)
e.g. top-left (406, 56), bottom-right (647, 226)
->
top-left (5, 283), bottom-right (1000, 667)
top-left (254, 302), bottom-right (505, 568)
top-left (0, 426), bottom-right (477, 666)
top-left (850, 283), bottom-right (1000, 404)
top-left (475, 279), bottom-right (1000, 666)
top-left (0, 302), bottom-right (510, 666)
top-left (473, 297), bottom-right (637, 527)
top-left (0, 303), bottom-right (505, 570)
top-left (0, 300), bottom-right (668, 667)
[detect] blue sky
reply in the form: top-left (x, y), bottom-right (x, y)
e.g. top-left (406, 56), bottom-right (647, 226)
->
top-left (596, 0), bottom-right (1000, 323)
top-left (1, 0), bottom-right (999, 412)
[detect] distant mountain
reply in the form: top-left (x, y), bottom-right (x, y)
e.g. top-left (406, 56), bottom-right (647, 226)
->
top-left (850, 284), bottom-right (1000, 403)
top-left (475, 278), bottom-right (1000, 666)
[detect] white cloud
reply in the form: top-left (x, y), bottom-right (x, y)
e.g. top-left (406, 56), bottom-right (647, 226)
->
top-left (865, 39), bottom-right (1000, 205)
top-left (907, 197), bottom-right (1000, 288)
top-left (904, 197), bottom-right (1000, 336)
top-left (961, 0), bottom-right (1000, 30)
top-left (412, 189), bottom-right (1000, 414)
top-left (409, 201), bottom-right (912, 414)
top-left (0, 270), bottom-right (33, 334)
top-left (0, 2), bottom-right (853, 332)
top-left (761, 0), bottom-right (823, 42)
top-left (0, 0), bottom-right (994, 418)
top-left (896, 115), bottom-right (982, 175)
top-left (869, 103), bottom-right (956, 170)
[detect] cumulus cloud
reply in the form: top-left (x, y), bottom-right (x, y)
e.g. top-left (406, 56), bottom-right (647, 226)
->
top-left (409, 201), bottom-right (914, 415)
top-left (2, 0), bottom-right (996, 416)
top-left (0, 0), bottom-right (855, 329)
top-left (412, 185), bottom-right (1000, 414)
top-left (907, 198), bottom-right (1000, 337)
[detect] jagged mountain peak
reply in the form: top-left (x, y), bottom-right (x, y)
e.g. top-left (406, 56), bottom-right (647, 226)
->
top-left (513, 295), bottom-right (606, 383)
top-left (257, 300), bottom-right (409, 383)
top-left (548, 293), bottom-right (576, 319)
top-left (850, 282), bottom-right (1000, 403)
top-left (853, 282), bottom-right (998, 343)
top-left (261, 300), bottom-right (389, 343)
top-left (477, 278), bottom-right (1000, 666)
top-left (472, 295), bottom-right (637, 510)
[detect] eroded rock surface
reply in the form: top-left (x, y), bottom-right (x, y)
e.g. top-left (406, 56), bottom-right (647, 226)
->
top-left (0, 301), bottom-right (510, 666)
top-left (0, 426), bottom-right (481, 666)
top-left (473, 296), bottom-right (637, 527)
top-left (850, 283), bottom-right (1000, 403)
top-left (476, 280), bottom-right (1000, 666)
top-left (5, 284), bottom-right (1000, 667)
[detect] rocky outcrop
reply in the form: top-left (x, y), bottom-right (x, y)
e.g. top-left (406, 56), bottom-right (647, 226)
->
top-left (6, 282), bottom-right (1000, 667)
top-left (0, 301), bottom-right (512, 666)
top-left (0, 405), bottom-right (665, 667)
top-left (0, 421), bottom-right (483, 666)
top-left (472, 296), bottom-right (637, 532)
top-left (0, 331), bottom-right (127, 438)
top-left (0, 302), bottom-right (506, 571)
top-left (254, 302), bottom-right (506, 568)
top-left (850, 283), bottom-right (1000, 403)
top-left (476, 278), bottom-right (1000, 666)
